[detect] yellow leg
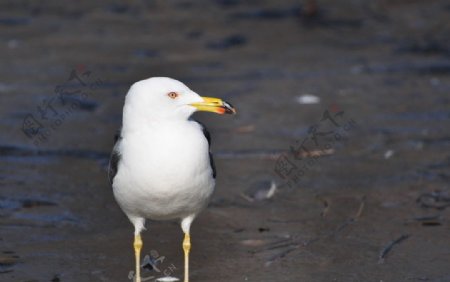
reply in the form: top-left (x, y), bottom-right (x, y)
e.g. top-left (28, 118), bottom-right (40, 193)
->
top-left (183, 233), bottom-right (191, 282)
top-left (134, 234), bottom-right (143, 282)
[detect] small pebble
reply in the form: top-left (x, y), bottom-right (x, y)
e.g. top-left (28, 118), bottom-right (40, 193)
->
top-left (296, 94), bottom-right (320, 104)
top-left (384, 150), bottom-right (394, 159)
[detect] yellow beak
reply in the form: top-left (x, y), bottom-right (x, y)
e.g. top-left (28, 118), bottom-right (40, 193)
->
top-left (190, 97), bottom-right (236, 115)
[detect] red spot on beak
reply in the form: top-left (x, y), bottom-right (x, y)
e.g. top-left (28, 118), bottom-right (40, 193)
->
top-left (217, 107), bottom-right (226, 114)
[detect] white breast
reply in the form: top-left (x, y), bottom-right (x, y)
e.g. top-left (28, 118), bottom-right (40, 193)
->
top-left (112, 120), bottom-right (215, 220)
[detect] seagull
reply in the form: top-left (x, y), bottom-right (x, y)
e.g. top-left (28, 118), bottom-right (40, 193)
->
top-left (108, 77), bottom-right (236, 282)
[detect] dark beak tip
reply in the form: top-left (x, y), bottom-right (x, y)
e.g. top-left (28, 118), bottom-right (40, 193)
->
top-left (226, 108), bottom-right (236, 114)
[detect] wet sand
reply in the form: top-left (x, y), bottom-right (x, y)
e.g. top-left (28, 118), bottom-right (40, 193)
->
top-left (0, 0), bottom-right (449, 281)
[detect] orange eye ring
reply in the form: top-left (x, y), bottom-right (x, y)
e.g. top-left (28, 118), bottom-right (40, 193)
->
top-left (168, 92), bottom-right (178, 99)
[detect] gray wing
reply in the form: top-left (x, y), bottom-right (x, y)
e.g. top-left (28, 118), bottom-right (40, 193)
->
top-left (196, 121), bottom-right (216, 179)
top-left (108, 129), bottom-right (122, 185)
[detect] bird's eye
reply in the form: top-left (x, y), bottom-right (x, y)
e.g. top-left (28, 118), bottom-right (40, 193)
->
top-left (168, 92), bottom-right (179, 99)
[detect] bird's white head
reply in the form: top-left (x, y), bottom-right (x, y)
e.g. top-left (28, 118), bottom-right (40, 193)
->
top-left (123, 77), bottom-right (235, 128)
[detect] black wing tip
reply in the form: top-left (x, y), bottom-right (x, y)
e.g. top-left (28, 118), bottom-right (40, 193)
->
top-left (108, 129), bottom-right (122, 186)
top-left (195, 120), bottom-right (216, 179)
top-left (108, 150), bottom-right (121, 185)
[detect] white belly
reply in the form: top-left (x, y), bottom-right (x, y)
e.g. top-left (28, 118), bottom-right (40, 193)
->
top-left (112, 121), bottom-right (215, 220)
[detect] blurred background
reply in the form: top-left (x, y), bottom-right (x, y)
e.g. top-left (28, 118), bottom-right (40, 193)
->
top-left (1, 0), bottom-right (449, 281)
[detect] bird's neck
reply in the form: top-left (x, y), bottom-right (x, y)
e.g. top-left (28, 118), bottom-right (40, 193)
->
top-left (122, 104), bottom-right (190, 135)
